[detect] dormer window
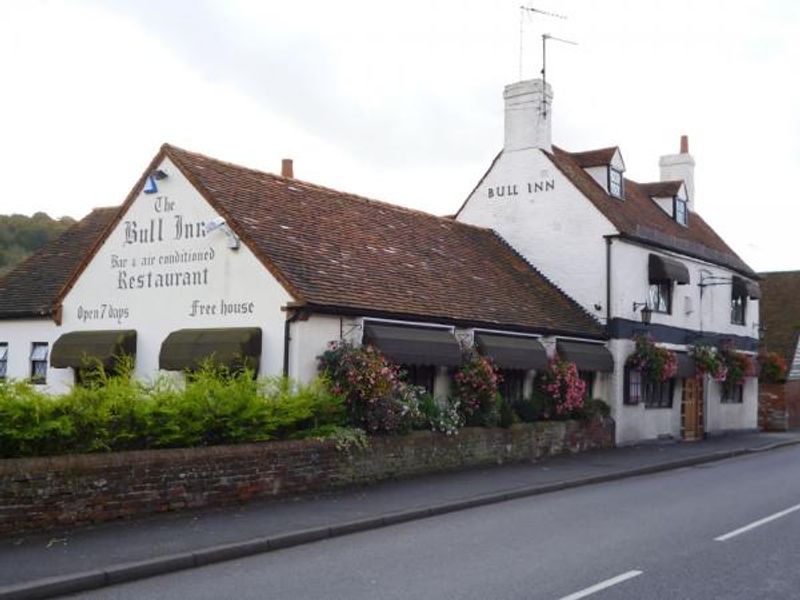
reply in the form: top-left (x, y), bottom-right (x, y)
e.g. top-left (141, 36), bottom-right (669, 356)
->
top-left (674, 197), bottom-right (688, 226)
top-left (609, 167), bottom-right (624, 199)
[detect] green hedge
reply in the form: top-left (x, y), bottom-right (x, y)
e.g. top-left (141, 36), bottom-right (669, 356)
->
top-left (0, 366), bottom-right (345, 458)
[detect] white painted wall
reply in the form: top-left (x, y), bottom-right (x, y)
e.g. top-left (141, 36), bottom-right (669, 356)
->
top-left (457, 148), bottom-right (617, 320)
top-left (0, 318), bottom-right (72, 394)
top-left (56, 156), bottom-right (294, 386)
top-left (610, 239), bottom-right (760, 337)
top-left (705, 375), bottom-right (758, 433)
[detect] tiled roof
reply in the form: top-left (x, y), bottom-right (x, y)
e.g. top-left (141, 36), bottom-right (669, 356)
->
top-left (547, 146), bottom-right (756, 277)
top-left (570, 147), bottom-right (618, 168)
top-left (0, 208), bottom-right (118, 318)
top-left (160, 145), bottom-right (603, 336)
top-left (638, 181), bottom-right (683, 198)
top-left (759, 271), bottom-right (800, 362)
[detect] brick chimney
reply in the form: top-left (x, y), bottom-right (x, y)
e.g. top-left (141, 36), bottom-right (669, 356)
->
top-left (503, 79), bottom-right (553, 152)
top-left (659, 135), bottom-right (695, 211)
top-left (281, 158), bottom-right (294, 178)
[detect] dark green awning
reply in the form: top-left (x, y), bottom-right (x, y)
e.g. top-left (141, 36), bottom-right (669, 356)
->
top-left (649, 254), bottom-right (690, 285)
top-left (159, 328), bottom-right (262, 372)
top-left (675, 352), bottom-right (696, 378)
top-left (475, 333), bottom-right (547, 370)
top-left (363, 323), bottom-right (461, 367)
top-left (556, 341), bottom-right (614, 373)
top-left (746, 281), bottom-right (761, 300)
top-left (51, 330), bottom-right (137, 368)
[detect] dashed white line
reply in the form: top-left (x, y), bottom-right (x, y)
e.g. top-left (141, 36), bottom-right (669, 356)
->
top-left (558, 570), bottom-right (643, 600)
top-left (714, 501), bottom-right (800, 542)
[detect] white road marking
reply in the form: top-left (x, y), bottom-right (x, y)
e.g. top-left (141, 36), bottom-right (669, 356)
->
top-left (715, 502), bottom-right (800, 542)
top-left (558, 570), bottom-right (643, 600)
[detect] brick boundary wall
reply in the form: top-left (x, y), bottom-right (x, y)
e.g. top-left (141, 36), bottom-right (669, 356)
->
top-left (0, 419), bottom-right (614, 536)
top-left (759, 381), bottom-right (800, 431)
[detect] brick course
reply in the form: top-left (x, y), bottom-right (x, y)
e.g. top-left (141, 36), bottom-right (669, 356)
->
top-left (0, 419), bottom-right (613, 536)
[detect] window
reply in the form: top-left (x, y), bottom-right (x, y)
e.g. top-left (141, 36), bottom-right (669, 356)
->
top-left (30, 343), bottom-right (49, 384)
top-left (625, 367), bottom-right (674, 408)
top-left (609, 167), bottom-right (624, 199)
top-left (643, 379), bottom-right (674, 408)
top-left (579, 370), bottom-right (595, 399)
top-left (731, 288), bottom-right (746, 325)
top-left (401, 364), bottom-right (436, 395)
top-left (624, 367), bottom-right (642, 405)
top-left (648, 282), bottom-right (672, 314)
top-left (498, 369), bottom-right (525, 403)
top-left (0, 343), bottom-right (7, 380)
top-left (674, 197), bottom-right (688, 226)
top-left (722, 383), bottom-right (744, 404)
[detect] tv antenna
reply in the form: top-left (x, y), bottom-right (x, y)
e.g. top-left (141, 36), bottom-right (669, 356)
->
top-left (519, 5), bottom-right (567, 80)
top-left (540, 33), bottom-right (577, 117)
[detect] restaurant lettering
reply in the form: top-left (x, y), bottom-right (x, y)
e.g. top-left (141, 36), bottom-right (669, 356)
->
top-left (112, 196), bottom-right (218, 291)
top-left (487, 178), bottom-right (555, 199)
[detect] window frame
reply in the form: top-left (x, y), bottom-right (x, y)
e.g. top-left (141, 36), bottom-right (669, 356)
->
top-left (643, 378), bottom-right (674, 409)
top-left (648, 281), bottom-right (672, 314)
top-left (608, 167), bottom-right (624, 199)
top-left (624, 367), bottom-right (642, 405)
top-left (674, 196), bottom-right (688, 226)
top-left (401, 364), bottom-right (436, 395)
top-left (731, 289), bottom-right (747, 325)
top-left (722, 383), bottom-right (744, 404)
top-left (0, 343), bottom-right (7, 380)
top-left (30, 342), bottom-right (49, 385)
top-left (498, 368), bottom-right (526, 403)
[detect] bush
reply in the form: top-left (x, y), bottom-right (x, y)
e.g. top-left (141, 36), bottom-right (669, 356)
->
top-left (538, 355), bottom-right (587, 417)
top-left (0, 365), bottom-right (344, 458)
top-left (407, 393), bottom-right (463, 435)
top-left (317, 341), bottom-right (415, 434)
top-left (576, 398), bottom-right (611, 422)
top-left (453, 350), bottom-right (500, 427)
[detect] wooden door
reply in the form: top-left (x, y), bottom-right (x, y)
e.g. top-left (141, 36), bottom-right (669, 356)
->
top-left (682, 377), bottom-right (704, 441)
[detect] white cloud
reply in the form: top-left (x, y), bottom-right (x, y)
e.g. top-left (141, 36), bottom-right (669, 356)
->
top-left (0, 0), bottom-right (797, 270)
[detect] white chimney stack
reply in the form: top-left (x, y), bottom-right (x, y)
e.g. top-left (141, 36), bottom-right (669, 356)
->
top-left (503, 79), bottom-right (553, 152)
top-left (659, 135), bottom-right (695, 211)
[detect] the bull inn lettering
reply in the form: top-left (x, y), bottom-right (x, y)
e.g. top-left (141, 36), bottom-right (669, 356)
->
top-left (487, 178), bottom-right (555, 199)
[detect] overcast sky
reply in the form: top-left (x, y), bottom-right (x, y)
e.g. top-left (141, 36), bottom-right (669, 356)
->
top-left (1, 0), bottom-right (797, 271)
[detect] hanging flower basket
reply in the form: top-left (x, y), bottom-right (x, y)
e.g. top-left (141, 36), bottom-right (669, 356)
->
top-left (537, 354), bottom-right (587, 416)
top-left (626, 334), bottom-right (677, 382)
top-left (758, 351), bottom-right (787, 384)
top-left (690, 344), bottom-right (727, 381)
top-left (718, 342), bottom-right (754, 394)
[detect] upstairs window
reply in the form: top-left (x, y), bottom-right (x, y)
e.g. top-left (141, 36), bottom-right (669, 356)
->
top-left (609, 167), bottom-right (624, 199)
top-left (731, 278), bottom-right (747, 325)
top-left (648, 281), bottom-right (672, 314)
top-left (0, 343), bottom-right (7, 380)
top-left (674, 197), bottom-right (688, 226)
top-left (30, 342), bottom-right (49, 384)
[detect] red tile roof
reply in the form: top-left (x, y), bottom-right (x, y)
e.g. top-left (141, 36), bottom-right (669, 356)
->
top-left (570, 147), bottom-right (618, 168)
top-left (759, 271), bottom-right (800, 363)
top-left (547, 146), bottom-right (755, 277)
top-left (0, 208), bottom-right (118, 318)
top-left (161, 145), bottom-right (603, 336)
top-left (638, 181), bottom-right (683, 198)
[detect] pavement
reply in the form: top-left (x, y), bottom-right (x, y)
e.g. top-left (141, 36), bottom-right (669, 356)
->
top-left (1, 430), bottom-right (799, 600)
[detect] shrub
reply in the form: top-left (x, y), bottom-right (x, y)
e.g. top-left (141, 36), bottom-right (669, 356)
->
top-left (0, 365), bottom-right (344, 458)
top-left (452, 350), bottom-right (500, 426)
top-left (407, 392), bottom-right (463, 435)
top-left (576, 398), bottom-right (611, 422)
top-left (627, 334), bottom-right (677, 381)
top-left (317, 341), bottom-right (411, 434)
top-left (690, 344), bottom-right (726, 381)
top-left (758, 351), bottom-right (788, 384)
top-left (537, 355), bottom-right (587, 417)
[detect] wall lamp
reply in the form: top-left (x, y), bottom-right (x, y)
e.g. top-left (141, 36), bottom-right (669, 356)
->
top-left (632, 302), bottom-right (652, 324)
top-left (151, 169), bottom-right (168, 180)
top-left (206, 217), bottom-right (240, 250)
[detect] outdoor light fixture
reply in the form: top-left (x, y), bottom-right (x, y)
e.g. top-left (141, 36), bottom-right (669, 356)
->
top-left (632, 302), bottom-right (652, 324)
top-left (206, 217), bottom-right (240, 250)
top-left (151, 169), bottom-right (168, 180)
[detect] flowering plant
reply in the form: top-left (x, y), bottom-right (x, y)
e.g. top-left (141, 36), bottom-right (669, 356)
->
top-left (758, 351), bottom-right (788, 384)
top-left (537, 355), bottom-right (587, 417)
top-left (690, 344), bottom-right (727, 381)
top-left (318, 341), bottom-right (408, 433)
top-left (453, 350), bottom-right (501, 426)
top-left (718, 342), bottom-right (754, 393)
top-left (626, 334), bottom-right (677, 382)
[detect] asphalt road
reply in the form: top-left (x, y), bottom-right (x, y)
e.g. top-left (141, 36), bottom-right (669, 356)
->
top-left (67, 445), bottom-right (800, 600)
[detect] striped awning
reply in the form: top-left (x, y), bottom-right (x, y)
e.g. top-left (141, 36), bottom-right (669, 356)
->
top-left (474, 333), bottom-right (547, 370)
top-left (363, 323), bottom-right (461, 367)
top-left (556, 341), bottom-right (614, 373)
top-left (159, 328), bottom-right (261, 372)
top-left (51, 330), bottom-right (136, 369)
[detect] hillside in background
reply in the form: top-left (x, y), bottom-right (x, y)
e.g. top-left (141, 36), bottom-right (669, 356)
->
top-left (0, 212), bottom-right (77, 277)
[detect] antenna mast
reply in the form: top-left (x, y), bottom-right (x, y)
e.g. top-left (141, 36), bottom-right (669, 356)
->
top-left (519, 5), bottom-right (566, 81)
top-left (540, 33), bottom-right (577, 118)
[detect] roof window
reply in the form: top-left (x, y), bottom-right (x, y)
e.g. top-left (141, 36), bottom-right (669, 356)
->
top-left (609, 167), bottom-right (624, 200)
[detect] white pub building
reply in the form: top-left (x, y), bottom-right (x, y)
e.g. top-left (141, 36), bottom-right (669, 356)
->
top-left (0, 78), bottom-right (759, 444)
